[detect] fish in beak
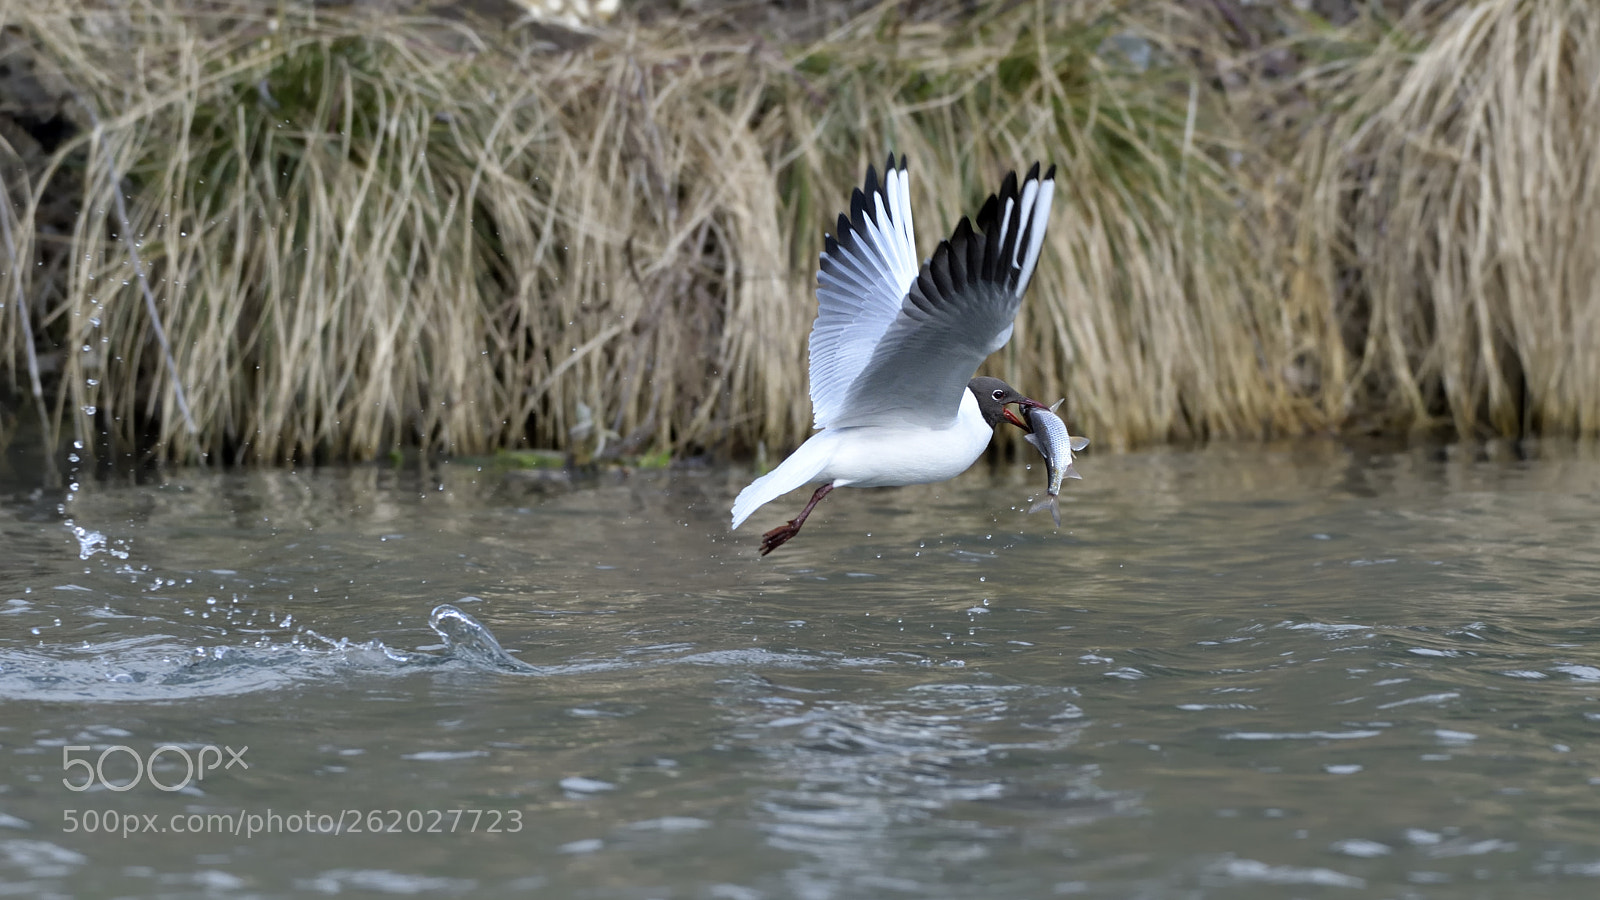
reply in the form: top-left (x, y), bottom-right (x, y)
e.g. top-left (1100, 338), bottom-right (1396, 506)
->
top-left (1003, 397), bottom-right (1048, 431)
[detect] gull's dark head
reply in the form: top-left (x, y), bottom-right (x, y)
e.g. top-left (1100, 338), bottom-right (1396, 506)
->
top-left (968, 376), bottom-right (1045, 431)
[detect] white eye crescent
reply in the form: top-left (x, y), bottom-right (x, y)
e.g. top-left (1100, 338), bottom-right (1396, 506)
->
top-left (991, 389), bottom-right (1005, 400)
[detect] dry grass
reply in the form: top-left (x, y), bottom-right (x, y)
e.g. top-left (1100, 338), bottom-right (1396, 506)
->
top-left (2, 0), bottom-right (1599, 464)
top-left (2, 1), bottom-right (808, 462)
top-left (1249, 0), bottom-right (1600, 438)
top-left (1340, 0), bottom-right (1600, 436)
top-left (761, 2), bottom-right (1342, 453)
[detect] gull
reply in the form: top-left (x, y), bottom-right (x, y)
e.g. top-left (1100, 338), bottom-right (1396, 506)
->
top-left (731, 156), bottom-right (1057, 555)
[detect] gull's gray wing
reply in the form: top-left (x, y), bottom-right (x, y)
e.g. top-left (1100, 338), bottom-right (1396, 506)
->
top-left (826, 162), bottom-right (1056, 429)
top-left (808, 156), bottom-right (922, 430)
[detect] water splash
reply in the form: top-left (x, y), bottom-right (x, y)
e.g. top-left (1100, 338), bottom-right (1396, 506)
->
top-left (427, 604), bottom-right (541, 674)
top-left (66, 523), bottom-right (129, 560)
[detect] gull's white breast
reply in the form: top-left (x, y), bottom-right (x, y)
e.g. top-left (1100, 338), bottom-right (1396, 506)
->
top-left (823, 389), bottom-right (992, 488)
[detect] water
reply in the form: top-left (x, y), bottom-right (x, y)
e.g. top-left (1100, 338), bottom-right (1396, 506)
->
top-left (3, 440), bottom-right (1600, 898)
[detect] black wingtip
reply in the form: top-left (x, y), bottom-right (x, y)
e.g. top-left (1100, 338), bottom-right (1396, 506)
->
top-left (946, 216), bottom-right (975, 288)
top-left (999, 169), bottom-right (1019, 201)
top-left (856, 159), bottom-right (896, 227)
top-left (849, 186), bottom-right (868, 232)
top-left (975, 193), bottom-right (1000, 233)
top-left (1042, 163), bottom-right (1056, 181)
top-left (1024, 161), bottom-right (1041, 182)
top-left (950, 215), bottom-right (975, 244)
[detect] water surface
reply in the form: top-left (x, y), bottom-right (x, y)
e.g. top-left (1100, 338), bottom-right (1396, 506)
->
top-left (3, 441), bottom-right (1599, 898)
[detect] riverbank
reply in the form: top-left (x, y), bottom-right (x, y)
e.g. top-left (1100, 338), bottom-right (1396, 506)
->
top-left (2, 0), bottom-right (1596, 464)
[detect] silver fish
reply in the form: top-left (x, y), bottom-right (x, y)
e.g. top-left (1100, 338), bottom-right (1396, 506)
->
top-left (1023, 400), bottom-right (1088, 527)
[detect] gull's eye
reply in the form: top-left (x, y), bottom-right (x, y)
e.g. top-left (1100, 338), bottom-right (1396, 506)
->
top-left (992, 389), bottom-right (1005, 401)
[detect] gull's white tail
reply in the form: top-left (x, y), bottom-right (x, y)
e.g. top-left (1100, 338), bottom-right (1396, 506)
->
top-left (731, 438), bottom-right (834, 529)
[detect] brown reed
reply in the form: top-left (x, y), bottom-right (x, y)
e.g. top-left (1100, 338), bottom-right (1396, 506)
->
top-left (1, 0), bottom-right (1596, 465)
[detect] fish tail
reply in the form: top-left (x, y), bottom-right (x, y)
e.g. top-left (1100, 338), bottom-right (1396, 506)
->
top-left (1028, 495), bottom-right (1062, 528)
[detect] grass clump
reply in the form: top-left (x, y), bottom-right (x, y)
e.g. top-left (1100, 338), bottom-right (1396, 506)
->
top-left (1240, 0), bottom-right (1600, 438)
top-left (1337, 0), bottom-right (1600, 436)
top-left (4, 0), bottom-right (801, 463)
top-left (755, 2), bottom-right (1337, 452)
top-left (2, 0), bottom-right (1599, 466)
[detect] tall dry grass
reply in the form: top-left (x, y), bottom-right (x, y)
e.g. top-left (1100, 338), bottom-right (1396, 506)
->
top-left (761, 2), bottom-right (1346, 452)
top-left (1252, 0), bottom-right (1600, 438)
top-left (1343, 0), bottom-right (1600, 437)
top-left (1, 1), bottom-right (811, 462)
top-left (2, 0), bottom-right (1598, 465)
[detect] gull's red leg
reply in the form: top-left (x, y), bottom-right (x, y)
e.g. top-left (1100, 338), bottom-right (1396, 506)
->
top-left (759, 483), bottom-right (834, 556)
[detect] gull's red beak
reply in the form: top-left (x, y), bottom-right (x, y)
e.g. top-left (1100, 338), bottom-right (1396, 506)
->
top-left (1003, 397), bottom-right (1047, 431)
